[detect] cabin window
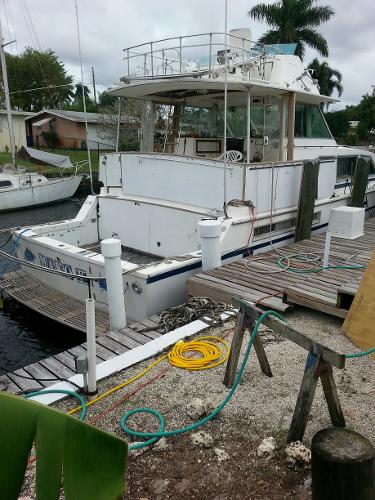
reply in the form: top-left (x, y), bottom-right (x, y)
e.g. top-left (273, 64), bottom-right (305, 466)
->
top-left (337, 156), bottom-right (357, 179)
top-left (294, 103), bottom-right (332, 139)
top-left (0, 180), bottom-right (12, 188)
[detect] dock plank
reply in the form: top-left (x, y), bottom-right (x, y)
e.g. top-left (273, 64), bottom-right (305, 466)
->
top-left (187, 219), bottom-right (374, 318)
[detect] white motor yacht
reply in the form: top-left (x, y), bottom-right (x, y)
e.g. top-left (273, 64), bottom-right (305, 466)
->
top-left (12, 29), bottom-right (375, 323)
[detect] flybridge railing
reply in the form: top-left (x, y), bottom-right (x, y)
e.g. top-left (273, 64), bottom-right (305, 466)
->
top-left (121, 32), bottom-right (280, 80)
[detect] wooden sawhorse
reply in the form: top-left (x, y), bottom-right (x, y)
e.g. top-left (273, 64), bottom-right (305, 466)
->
top-left (224, 298), bottom-right (346, 443)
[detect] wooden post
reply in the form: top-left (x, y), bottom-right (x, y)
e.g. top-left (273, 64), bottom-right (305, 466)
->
top-left (312, 428), bottom-right (375, 500)
top-left (252, 334), bottom-right (273, 378)
top-left (140, 101), bottom-right (155, 152)
top-left (294, 159), bottom-right (320, 242)
top-left (319, 363), bottom-right (345, 427)
top-left (287, 92), bottom-right (295, 161)
top-left (224, 305), bottom-right (272, 388)
top-left (168, 104), bottom-right (182, 153)
top-left (223, 307), bottom-right (247, 388)
top-left (279, 95), bottom-right (286, 161)
top-left (350, 157), bottom-right (371, 207)
top-left (287, 351), bottom-right (321, 443)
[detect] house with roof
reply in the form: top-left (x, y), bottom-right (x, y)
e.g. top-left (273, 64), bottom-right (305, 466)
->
top-left (0, 110), bottom-right (34, 152)
top-left (25, 109), bottom-right (117, 151)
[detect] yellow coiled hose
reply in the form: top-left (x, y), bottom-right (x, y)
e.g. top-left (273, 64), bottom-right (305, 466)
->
top-left (68, 335), bottom-right (230, 416)
top-left (167, 336), bottom-right (230, 370)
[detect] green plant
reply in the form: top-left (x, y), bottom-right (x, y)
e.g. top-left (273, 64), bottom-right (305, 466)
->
top-left (0, 392), bottom-right (128, 500)
top-left (41, 130), bottom-right (58, 150)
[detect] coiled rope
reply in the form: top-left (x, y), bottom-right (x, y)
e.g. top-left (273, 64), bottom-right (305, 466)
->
top-left (158, 297), bottom-right (229, 333)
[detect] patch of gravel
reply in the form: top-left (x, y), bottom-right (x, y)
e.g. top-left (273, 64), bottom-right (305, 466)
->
top-left (21, 308), bottom-right (375, 498)
top-left (53, 308), bottom-right (375, 445)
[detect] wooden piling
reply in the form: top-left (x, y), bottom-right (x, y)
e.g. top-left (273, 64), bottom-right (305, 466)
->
top-left (312, 427), bottom-right (375, 500)
top-left (350, 157), bottom-right (371, 208)
top-left (294, 159), bottom-right (320, 242)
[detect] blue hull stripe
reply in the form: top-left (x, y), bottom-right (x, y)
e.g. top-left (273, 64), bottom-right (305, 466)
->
top-left (146, 222), bottom-right (330, 284)
top-left (146, 203), bottom-right (375, 285)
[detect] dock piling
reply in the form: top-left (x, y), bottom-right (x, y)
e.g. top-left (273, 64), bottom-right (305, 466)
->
top-left (86, 297), bottom-right (97, 395)
top-left (101, 238), bottom-right (127, 330)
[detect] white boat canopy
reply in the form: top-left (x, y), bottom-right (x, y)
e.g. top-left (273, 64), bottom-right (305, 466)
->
top-left (107, 76), bottom-right (336, 107)
top-left (22, 147), bottom-right (74, 169)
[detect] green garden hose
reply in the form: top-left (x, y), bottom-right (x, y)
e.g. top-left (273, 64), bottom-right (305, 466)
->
top-left (24, 312), bottom-right (375, 453)
top-left (120, 309), bottom-right (283, 450)
top-left (24, 389), bottom-right (87, 421)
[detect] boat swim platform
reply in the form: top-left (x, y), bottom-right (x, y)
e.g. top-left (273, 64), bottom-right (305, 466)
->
top-left (187, 219), bottom-right (375, 318)
top-left (0, 270), bottom-right (163, 394)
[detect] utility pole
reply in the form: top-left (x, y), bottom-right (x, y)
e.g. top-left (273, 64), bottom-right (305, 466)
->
top-left (0, 17), bottom-right (17, 169)
top-left (91, 66), bottom-right (97, 104)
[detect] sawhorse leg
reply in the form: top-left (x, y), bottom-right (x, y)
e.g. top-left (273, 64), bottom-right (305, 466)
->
top-left (287, 351), bottom-right (346, 443)
top-left (224, 305), bottom-right (272, 388)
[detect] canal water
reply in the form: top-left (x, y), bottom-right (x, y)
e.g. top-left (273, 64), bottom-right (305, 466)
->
top-left (0, 200), bottom-right (85, 376)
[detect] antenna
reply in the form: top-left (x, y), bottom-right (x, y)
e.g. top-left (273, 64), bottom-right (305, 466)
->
top-left (75, 0), bottom-right (94, 194)
top-left (223, 0), bottom-right (228, 216)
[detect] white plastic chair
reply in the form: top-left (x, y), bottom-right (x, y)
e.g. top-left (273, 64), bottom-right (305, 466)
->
top-left (217, 150), bottom-right (243, 162)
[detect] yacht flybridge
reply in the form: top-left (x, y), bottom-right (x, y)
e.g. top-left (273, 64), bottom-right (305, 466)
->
top-left (13, 30), bottom-right (375, 323)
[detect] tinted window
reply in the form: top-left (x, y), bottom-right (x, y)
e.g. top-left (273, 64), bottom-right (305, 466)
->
top-left (0, 180), bottom-right (12, 187)
top-left (295, 103), bottom-right (332, 139)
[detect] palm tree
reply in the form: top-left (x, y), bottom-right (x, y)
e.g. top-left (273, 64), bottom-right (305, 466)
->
top-left (249, 0), bottom-right (334, 59)
top-left (307, 58), bottom-right (343, 98)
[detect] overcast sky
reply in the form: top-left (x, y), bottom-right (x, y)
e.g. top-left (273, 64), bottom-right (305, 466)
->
top-left (1, 0), bottom-right (374, 109)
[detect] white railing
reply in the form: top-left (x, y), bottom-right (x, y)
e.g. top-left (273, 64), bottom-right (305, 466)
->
top-left (122, 32), bottom-right (282, 80)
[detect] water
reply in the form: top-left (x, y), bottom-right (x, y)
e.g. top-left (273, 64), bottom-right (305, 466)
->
top-left (0, 200), bottom-right (86, 375)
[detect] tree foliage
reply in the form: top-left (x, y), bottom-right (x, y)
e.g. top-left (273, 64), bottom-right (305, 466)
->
top-left (249, 0), bottom-right (334, 59)
top-left (68, 83), bottom-right (98, 112)
top-left (308, 58), bottom-right (343, 98)
top-left (97, 96), bottom-right (143, 150)
top-left (0, 47), bottom-right (74, 111)
top-left (324, 85), bottom-right (375, 144)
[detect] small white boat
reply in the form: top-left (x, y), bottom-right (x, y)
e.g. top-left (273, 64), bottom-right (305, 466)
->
top-left (0, 19), bottom-right (84, 213)
top-left (0, 149), bottom-right (84, 212)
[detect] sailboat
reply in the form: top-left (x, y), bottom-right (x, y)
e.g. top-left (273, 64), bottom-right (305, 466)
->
top-left (0, 17), bottom-right (83, 212)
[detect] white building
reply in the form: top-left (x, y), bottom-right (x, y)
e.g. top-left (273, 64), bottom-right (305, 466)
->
top-left (0, 110), bottom-right (33, 152)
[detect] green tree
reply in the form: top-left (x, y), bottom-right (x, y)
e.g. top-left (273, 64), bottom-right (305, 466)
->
top-left (308, 58), bottom-right (343, 98)
top-left (249, 0), bottom-right (334, 59)
top-left (67, 83), bottom-right (98, 112)
top-left (356, 86), bottom-right (375, 141)
top-left (0, 47), bottom-right (74, 111)
top-left (324, 109), bottom-right (350, 139)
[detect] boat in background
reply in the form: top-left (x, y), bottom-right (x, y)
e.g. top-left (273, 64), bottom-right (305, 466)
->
top-left (0, 148), bottom-right (85, 212)
top-left (0, 19), bottom-right (84, 212)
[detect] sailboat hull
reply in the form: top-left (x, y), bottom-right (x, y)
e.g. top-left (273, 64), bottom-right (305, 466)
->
top-left (0, 175), bottom-right (83, 212)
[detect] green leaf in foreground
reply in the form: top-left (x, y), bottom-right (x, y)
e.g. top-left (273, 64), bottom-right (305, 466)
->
top-left (0, 392), bottom-right (128, 500)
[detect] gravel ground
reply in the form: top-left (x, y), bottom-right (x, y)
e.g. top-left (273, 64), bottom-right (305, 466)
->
top-left (20, 307), bottom-right (375, 499)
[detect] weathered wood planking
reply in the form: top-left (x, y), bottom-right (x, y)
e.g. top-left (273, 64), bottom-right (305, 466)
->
top-left (187, 219), bottom-right (375, 317)
top-left (0, 271), bottom-right (163, 393)
top-left (0, 270), bottom-right (109, 334)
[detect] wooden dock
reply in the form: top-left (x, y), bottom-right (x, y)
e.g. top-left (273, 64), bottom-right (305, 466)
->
top-left (187, 219), bottom-right (375, 318)
top-left (0, 270), bottom-right (162, 394)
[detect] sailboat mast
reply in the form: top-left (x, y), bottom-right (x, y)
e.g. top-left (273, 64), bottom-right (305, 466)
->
top-left (0, 17), bottom-right (17, 169)
top-left (75, 0), bottom-right (94, 195)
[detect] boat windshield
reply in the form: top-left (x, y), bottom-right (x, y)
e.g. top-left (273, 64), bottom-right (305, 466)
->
top-left (180, 100), bottom-right (331, 141)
